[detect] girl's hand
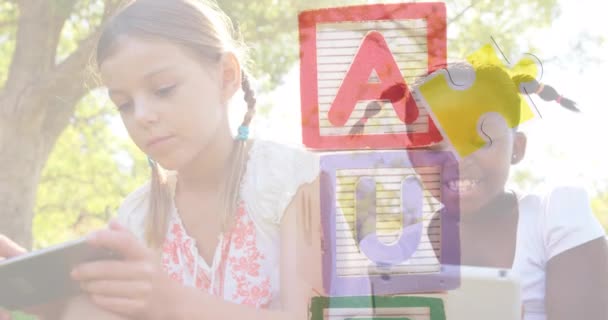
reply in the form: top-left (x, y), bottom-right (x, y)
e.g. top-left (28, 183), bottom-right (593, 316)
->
top-left (71, 220), bottom-right (184, 320)
top-left (0, 234), bottom-right (26, 259)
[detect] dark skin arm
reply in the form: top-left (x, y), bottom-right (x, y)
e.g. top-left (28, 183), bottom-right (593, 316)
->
top-left (546, 237), bottom-right (608, 320)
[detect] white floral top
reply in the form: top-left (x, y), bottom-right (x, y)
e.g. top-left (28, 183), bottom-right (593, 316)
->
top-left (116, 140), bottom-right (319, 310)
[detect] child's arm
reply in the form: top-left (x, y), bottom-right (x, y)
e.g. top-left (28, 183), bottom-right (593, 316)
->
top-left (545, 237), bottom-right (608, 320)
top-left (69, 172), bottom-right (322, 320)
top-left (64, 178), bottom-right (320, 320)
top-left (542, 186), bottom-right (608, 320)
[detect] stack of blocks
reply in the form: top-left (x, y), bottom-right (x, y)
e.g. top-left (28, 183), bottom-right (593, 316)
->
top-left (298, 2), bottom-right (542, 319)
top-left (298, 3), bottom-right (459, 319)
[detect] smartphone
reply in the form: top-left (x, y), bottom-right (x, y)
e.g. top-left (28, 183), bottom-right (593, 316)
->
top-left (0, 237), bottom-right (119, 310)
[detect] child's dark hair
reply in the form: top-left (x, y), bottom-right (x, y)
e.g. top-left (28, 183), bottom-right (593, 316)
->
top-left (349, 62), bottom-right (578, 135)
top-left (96, 0), bottom-right (256, 247)
top-left (513, 74), bottom-right (579, 112)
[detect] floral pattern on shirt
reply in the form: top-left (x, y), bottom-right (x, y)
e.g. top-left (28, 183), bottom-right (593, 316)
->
top-left (160, 201), bottom-right (273, 308)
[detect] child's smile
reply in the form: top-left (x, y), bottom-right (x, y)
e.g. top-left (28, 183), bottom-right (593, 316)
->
top-left (446, 177), bottom-right (482, 194)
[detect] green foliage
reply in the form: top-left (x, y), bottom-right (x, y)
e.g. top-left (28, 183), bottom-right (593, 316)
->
top-left (218, 0), bottom-right (341, 90)
top-left (592, 192), bottom-right (608, 233)
top-left (217, 0), bottom-right (563, 90)
top-left (11, 0), bottom-right (605, 245)
top-left (56, 0), bottom-right (105, 64)
top-left (445, 0), bottom-right (560, 58)
top-left (510, 168), bottom-right (544, 192)
top-left (33, 91), bottom-right (148, 248)
top-left (10, 311), bottom-right (36, 320)
top-left (30, 0), bottom-right (366, 246)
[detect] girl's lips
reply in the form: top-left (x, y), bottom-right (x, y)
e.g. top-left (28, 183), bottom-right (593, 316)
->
top-left (146, 135), bottom-right (175, 148)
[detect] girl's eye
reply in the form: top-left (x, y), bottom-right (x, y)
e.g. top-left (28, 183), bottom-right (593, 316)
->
top-left (116, 101), bottom-right (133, 112)
top-left (155, 85), bottom-right (177, 98)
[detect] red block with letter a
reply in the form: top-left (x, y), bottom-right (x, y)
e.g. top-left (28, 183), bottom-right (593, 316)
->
top-left (299, 3), bottom-right (446, 150)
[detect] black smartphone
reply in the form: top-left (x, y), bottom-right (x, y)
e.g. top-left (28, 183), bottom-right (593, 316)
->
top-left (0, 237), bottom-right (119, 310)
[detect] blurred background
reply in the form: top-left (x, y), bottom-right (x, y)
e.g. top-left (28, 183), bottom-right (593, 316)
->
top-left (0, 0), bottom-right (606, 250)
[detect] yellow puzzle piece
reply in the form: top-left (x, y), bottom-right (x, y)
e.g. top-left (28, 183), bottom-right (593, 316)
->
top-left (417, 44), bottom-right (538, 158)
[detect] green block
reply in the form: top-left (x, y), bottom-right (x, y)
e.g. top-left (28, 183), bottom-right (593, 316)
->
top-left (310, 296), bottom-right (445, 320)
top-left (11, 311), bottom-right (37, 320)
top-left (345, 318), bottom-right (411, 320)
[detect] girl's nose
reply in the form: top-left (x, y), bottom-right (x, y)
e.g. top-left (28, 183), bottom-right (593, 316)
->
top-left (132, 99), bottom-right (159, 125)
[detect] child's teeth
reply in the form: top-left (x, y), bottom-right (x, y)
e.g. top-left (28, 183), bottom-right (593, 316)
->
top-left (448, 179), bottom-right (479, 192)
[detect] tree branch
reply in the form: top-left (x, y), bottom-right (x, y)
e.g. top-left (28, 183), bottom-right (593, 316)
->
top-left (5, 0), bottom-right (79, 95)
top-left (0, 17), bottom-right (17, 31)
top-left (50, 31), bottom-right (103, 91)
top-left (35, 0), bottom-right (126, 142)
top-left (39, 174), bottom-right (96, 185)
top-left (71, 207), bottom-right (110, 229)
top-left (448, 0), bottom-right (482, 25)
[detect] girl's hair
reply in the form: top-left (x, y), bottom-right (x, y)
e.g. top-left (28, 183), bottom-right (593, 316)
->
top-left (349, 62), bottom-right (578, 135)
top-left (96, 0), bottom-right (256, 248)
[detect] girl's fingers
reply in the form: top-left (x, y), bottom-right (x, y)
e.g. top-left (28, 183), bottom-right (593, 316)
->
top-left (0, 234), bottom-right (26, 258)
top-left (89, 294), bottom-right (143, 318)
top-left (107, 218), bottom-right (128, 231)
top-left (0, 309), bottom-right (11, 320)
top-left (87, 227), bottom-right (149, 261)
top-left (72, 260), bottom-right (153, 282)
top-left (82, 280), bottom-right (151, 299)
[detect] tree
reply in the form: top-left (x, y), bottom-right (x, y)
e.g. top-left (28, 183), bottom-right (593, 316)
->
top-left (0, 0), bottom-right (575, 248)
top-left (0, 0), bottom-right (123, 248)
top-left (32, 91), bottom-right (149, 248)
top-left (0, 0), bottom-right (328, 248)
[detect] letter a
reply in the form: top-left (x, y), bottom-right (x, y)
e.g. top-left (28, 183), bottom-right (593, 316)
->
top-left (329, 31), bottom-right (418, 127)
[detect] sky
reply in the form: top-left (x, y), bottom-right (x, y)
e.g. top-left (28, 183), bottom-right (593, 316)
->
top-left (250, 0), bottom-right (608, 195)
top-left (517, 0), bottom-right (608, 192)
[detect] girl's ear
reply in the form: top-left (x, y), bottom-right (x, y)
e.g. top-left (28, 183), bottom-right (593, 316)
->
top-left (219, 51), bottom-right (241, 105)
top-left (511, 131), bottom-right (527, 165)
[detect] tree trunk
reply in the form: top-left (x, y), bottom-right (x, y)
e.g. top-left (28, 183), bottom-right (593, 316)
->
top-left (0, 81), bottom-right (86, 248)
top-left (0, 0), bottom-right (121, 248)
top-left (0, 123), bottom-right (51, 249)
